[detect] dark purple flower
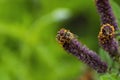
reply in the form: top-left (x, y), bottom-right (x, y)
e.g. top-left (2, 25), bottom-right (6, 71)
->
top-left (98, 24), bottom-right (120, 61)
top-left (56, 28), bottom-right (108, 73)
top-left (95, 0), bottom-right (119, 30)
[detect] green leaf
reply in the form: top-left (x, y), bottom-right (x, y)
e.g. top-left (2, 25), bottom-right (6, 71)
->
top-left (100, 73), bottom-right (119, 80)
top-left (99, 48), bottom-right (113, 67)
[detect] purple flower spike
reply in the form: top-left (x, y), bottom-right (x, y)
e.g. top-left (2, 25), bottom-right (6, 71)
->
top-left (95, 0), bottom-right (119, 31)
top-left (56, 28), bottom-right (108, 73)
top-left (98, 24), bottom-right (120, 60)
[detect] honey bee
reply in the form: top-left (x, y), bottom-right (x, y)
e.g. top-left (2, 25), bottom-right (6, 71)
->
top-left (98, 24), bottom-right (115, 44)
top-left (56, 28), bottom-right (75, 44)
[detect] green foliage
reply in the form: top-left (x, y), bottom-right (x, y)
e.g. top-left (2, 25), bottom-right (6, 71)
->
top-left (100, 73), bottom-right (119, 80)
top-left (99, 48), bottom-right (120, 80)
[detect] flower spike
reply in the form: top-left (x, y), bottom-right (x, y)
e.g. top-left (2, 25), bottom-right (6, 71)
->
top-left (98, 24), bottom-right (120, 61)
top-left (56, 28), bottom-right (108, 73)
top-left (95, 0), bottom-right (119, 30)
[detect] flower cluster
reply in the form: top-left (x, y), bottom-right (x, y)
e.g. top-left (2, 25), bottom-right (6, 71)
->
top-left (96, 0), bottom-right (120, 62)
top-left (95, 0), bottom-right (119, 31)
top-left (56, 28), bottom-right (108, 73)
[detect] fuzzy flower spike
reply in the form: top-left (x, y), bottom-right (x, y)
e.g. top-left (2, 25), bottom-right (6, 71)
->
top-left (56, 28), bottom-right (108, 73)
top-left (95, 0), bottom-right (119, 31)
top-left (98, 24), bottom-right (120, 62)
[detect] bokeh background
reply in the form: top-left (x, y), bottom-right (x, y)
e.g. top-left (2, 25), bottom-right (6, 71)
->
top-left (0, 0), bottom-right (120, 80)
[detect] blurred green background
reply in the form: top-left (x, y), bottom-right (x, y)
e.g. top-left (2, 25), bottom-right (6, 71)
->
top-left (0, 0), bottom-right (120, 80)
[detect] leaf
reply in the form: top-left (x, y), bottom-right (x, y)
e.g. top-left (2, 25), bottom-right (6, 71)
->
top-left (99, 48), bottom-right (113, 67)
top-left (100, 73), bottom-right (119, 80)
